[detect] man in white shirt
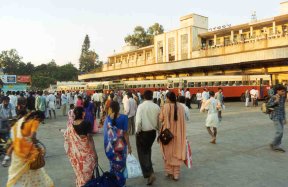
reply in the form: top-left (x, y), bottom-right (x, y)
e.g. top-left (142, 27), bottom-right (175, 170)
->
top-left (202, 88), bottom-right (209, 102)
top-left (156, 90), bottom-right (161, 106)
top-left (152, 90), bottom-right (157, 104)
top-left (250, 88), bottom-right (257, 107)
top-left (92, 90), bottom-right (100, 118)
top-left (9, 91), bottom-right (17, 109)
top-left (135, 90), bottom-right (160, 185)
top-left (61, 91), bottom-right (68, 116)
top-left (196, 90), bottom-right (202, 109)
top-left (47, 92), bottom-right (56, 119)
top-left (124, 92), bottom-right (137, 135)
top-left (185, 88), bottom-right (192, 109)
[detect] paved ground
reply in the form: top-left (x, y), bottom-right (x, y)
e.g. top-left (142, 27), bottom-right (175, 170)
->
top-left (1, 102), bottom-right (288, 187)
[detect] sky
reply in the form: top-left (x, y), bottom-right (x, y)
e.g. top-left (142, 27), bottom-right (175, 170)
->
top-left (0, 0), bottom-right (284, 67)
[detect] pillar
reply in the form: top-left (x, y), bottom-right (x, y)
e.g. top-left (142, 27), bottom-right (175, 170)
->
top-left (214, 34), bottom-right (217, 46)
top-left (230, 30), bottom-right (234, 42)
top-left (273, 21), bottom-right (276, 34)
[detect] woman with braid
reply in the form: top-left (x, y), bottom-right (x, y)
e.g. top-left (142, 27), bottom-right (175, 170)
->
top-left (103, 101), bottom-right (132, 187)
top-left (159, 92), bottom-right (186, 181)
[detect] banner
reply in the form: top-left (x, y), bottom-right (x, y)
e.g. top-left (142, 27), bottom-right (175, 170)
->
top-left (0, 75), bottom-right (16, 84)
top-left (17, 75), bottom-right (31, 83)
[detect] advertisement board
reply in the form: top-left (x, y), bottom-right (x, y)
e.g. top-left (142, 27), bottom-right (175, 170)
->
top-left (0, 75), bottom-right (16, 84)
top-left (17, 75), bottom-right (31, 83)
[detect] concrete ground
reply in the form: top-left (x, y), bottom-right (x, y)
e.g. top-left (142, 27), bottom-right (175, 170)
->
top-left (1, 102), bottom-right (288, 187)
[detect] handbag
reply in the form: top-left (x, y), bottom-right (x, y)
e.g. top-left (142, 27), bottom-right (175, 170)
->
top-left (83, 165), bottom-right (120, 187)
top-left (30, 147), bottom-right (45, 170)
top-left (159, 128), bottom-right (174, 145)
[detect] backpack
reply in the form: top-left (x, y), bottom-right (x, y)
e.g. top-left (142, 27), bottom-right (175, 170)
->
top-left (105, 117), bottom-right (125, 160)
top-left (261, 100), bottom-right (275, 115)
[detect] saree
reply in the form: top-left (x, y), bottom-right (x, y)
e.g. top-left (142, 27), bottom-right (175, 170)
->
top-left (104, 115), bottom-right (128, 187)
top-left (64, 120), bottom-right (97, 187)
top-left (7, 118), bottom-right (54, 187)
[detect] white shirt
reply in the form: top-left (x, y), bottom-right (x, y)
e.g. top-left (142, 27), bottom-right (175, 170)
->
top-left (196, 93), bottom-right (202, 100)
top-left (98, 92), bottom-right (103, 103)
top-left (47, 94), bottom-right (56, 103)
top-left (156, 91), bottom-right (161, 100)
top-left (250, 89), bottom-right (257, 99)
top-left (153, 91), bottom-right (157, 99)
top-left (135, 100), bottom-right (160, 133)
top-left (92, 93), bottom-right (100, 102)
top-left (9, 95), bottom-right (18, 108)
top-left (124, 98), bottom-right (137, 118)
top-left (61, 94), bottom-right (67, 105)
top-left (185, 91), bottom-right (191, 99)
top-left (180, 103), bottom-right (190, 121)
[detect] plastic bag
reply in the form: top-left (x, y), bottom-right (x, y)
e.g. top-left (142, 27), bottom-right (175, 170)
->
top-left (184, 139), bottom-right (192, 169)
top-left (126, 154), bottom-right (142, 178)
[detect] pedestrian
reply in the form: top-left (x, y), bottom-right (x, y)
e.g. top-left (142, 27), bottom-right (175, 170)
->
top-left (17, 92), bottom-right (27, 114)
top-left (104, 101), bottom-right (132, 187)
top-left (267, 84), bottom-right (286, 152)
top-left (215, 88), bottom-right (224, 121)
top-left (61, 91), bottom-right (68, 116)
top-left (159, 92), bottom-right (186, 181)
top-left (137, 90), bottom-right (142, 104)
top-left (245, 89), bottom-right (250, 107)
top-left (76, 95), bottom-right (84, 107)
top-left (157, 89), bottom-right (161, 106)
top-left (135, 90), bottom-right (160, 185)
top-left (250, 88), bottom-right (257, 107)
top-left (6, 111), bottom-right (54, 187)
top-left (196, 90), bottom-right (202, 109)
top-left (47, 91), bottom-right (56, 119)
top-left (92, 90), bottom-right (100, 119)
top-left (83, 96), bottom-right (95, 130)
top-left (26, 91), bottom-right (35, 112)
top-left (201, 91), bottom-right (221, 144)
top-left (153, 90), bottom-right (157, 104)
top-left (64, 107), bottom-right (97, 187)
top-left (104, 93), bottom-right (114, 115)
top-left (35, 91), bottom-right (46, 124)
top-left (124, 92), bottom-right (137, 135)
top-left (178, 96), bottom-right (190, 121)
top-left (185, 88), bottom-right (192, 109)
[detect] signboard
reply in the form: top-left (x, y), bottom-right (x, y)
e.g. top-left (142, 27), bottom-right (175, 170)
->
top-left (2, 84), bottom-right (27, 93)
top-left (0, 75), bottom-right (16, 84)
top-left (17, 75), bottom-right (31, 83)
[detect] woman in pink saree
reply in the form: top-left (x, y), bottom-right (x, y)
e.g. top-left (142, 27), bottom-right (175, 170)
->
top-left (64, 107), bottom-right (97, 187)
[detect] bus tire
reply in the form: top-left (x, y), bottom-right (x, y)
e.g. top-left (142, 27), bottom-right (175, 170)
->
top-left (240, 93), bottom-right (245, 102)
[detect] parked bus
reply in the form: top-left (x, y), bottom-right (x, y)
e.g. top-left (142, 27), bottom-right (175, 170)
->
top-left (167, 75), bottom-right (271, 102)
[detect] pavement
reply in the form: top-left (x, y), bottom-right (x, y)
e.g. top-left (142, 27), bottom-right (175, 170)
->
top-left (1, 102), bottom-right (288, 187)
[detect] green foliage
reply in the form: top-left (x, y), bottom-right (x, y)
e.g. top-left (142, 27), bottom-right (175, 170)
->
top-left (124, 23), bottom-right (164, 47)
top-left (79, 35), bottom-right (102, 73)
top-left (0, 49), bottom-right (79, 90)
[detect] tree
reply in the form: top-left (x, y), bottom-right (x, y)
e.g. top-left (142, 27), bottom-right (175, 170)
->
top-left (79, 35), bottom-right (102, 73)
top-left (124, 23), bottom-right (164, 47)
top-left (0, 49), bottom-right (22, 74)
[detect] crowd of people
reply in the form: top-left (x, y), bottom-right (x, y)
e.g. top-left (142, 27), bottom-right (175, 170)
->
top-left (0, 83), bottom-right (286, 187)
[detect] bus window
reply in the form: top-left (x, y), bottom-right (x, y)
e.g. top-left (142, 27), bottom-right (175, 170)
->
top-left (214, 82), bottom-right (220, 86)
top-left (160, 84), bottom-right (164, 87)
top-left (243, 81), bottom-right (249, 86)
top-left (201, 82), bottom-right (207, 87)
top-left (174, 83), bottom-right (180, 88)
top-left (104, 85), bottom-right (108, 89)
top-left (133, 85), bottom-right (136, 88)
top-left (168, 83), bottom-right (173, 88)
top-left (262, 80), bottom-right (269, 85)
top-left (187, 82), bottom-right (194, 87)
top-left (236, 81), bottom-right (242, 86)
top-left (137, 85), bottom-right (141, 88)
top-left (208, 82), bottom-right (213, 86)
top-left (229, 81), bottom-right (234, 86)
top-left (221, 81), bottom-right (228, 86)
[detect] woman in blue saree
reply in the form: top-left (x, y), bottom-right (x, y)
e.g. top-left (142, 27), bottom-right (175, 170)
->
top-left (104, 101), bottom-right (132, 187)
top-left (83, 96), bottom-right (95, 129)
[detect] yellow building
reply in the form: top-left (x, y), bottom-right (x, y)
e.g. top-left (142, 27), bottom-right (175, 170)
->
top-left (79, 2), bottom-right (288, 85)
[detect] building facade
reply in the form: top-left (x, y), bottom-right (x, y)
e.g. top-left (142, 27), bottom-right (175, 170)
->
top-left (79, 2), bottom-right (288, 85)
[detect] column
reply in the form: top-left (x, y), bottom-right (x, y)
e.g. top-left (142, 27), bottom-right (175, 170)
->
top-left (163, 33), bottom-right (167, 62)
top-left (230, 30), bottom-right (234, 43)
top-left (273, 21), bottom-right (276, 34)
top-left (114, 57), bottom-right (116, 69)
top-left (143, 50), bottom-right (146, 65)
top-left (250, 26), bottom-right (253, 38)
top-left (175, 31), bottom-right (178, 61)
top-left (135, 52), bottom-right (137, 66)
top-left (214, 34), bottom-right (217, 46)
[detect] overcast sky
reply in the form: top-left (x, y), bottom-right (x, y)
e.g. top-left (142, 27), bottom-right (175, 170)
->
top-left (0, 0), bottom-right (284, 67)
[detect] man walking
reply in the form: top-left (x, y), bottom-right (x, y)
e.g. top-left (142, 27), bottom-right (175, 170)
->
top-left (250, 88), bottom-right (257, 107)
top-left (47, 91), bottom-right (56, 119)
top-left (124, 92), bottom-right (137, 135)
top-left (215, 88), bottom-right (224, 121)
top-left (61, 91), bottom-right (67, 116)
top-left (92, 90), bottom-right (100, 118)
top-left (135, 90), bottom-right (160, 185)
top-left (267, 84), bottom-right (286, 152)
top-left (185, 88), bottom-right (192, 109)
top-left (196, 90), bottom-right (202, 109)
top-left (35, 91), bottom-right (46, 123)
